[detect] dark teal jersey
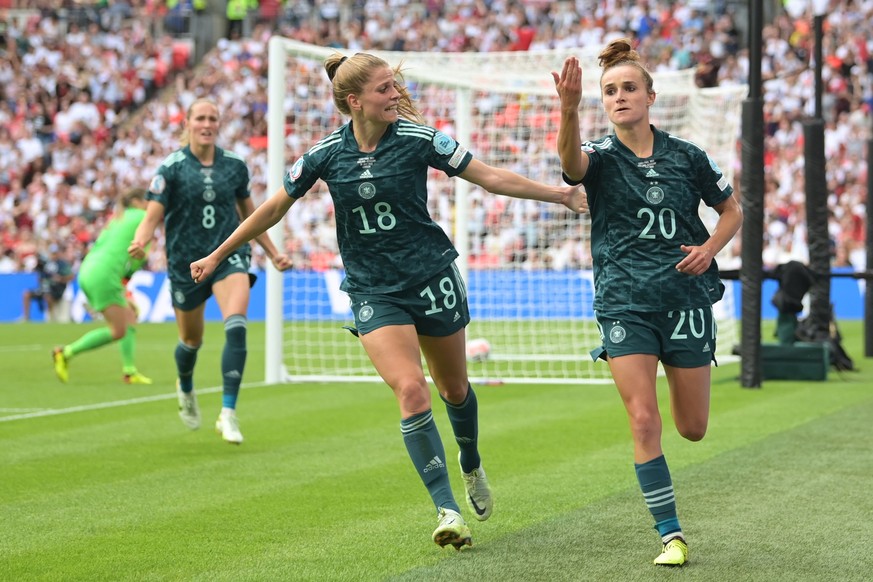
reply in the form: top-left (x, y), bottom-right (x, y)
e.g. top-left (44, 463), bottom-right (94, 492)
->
top-left (148, 146), bottom-right (251, 281)
top-left (283, 119), bottom-right (473, 293)
top-left (577, 126), bottom-right (733, 312)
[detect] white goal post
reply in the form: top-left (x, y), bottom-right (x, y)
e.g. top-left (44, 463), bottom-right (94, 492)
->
top-left (265, 36), bottom-right (746, 384)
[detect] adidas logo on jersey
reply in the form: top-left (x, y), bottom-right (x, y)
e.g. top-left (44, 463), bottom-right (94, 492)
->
top-left (702, 342), bottom-right (711, 353)
top-left (423, 455), bottom-right (445, 473)
top-left (645, 168), bottom-right (660, 178)
top-left (359, 169), bottom-right (373, 179)
top-left (453, 312), bottom-right (460, 322)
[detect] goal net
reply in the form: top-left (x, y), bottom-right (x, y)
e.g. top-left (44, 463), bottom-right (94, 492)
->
top-left (265, 37), bottom-right (746, 384)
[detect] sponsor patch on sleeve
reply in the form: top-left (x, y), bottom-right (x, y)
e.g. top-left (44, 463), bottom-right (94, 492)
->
top-left (433, 131), bottom-right (457, 155)
top-left (448, 145), bottom-right (468, 169)
top-left (149, 174), bottom-right (165, 195)
top-left (289, 157), bottom-right (304, 182)
top-left (717, 175), bottom-right (728, 191)
top-left (581, 145), bottom-right (595, 154)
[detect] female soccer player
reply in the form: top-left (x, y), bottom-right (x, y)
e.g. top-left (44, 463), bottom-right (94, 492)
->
top-left (128, 98), bottom-right (292, 445)
top-left (190, 52), bottom-right (587, 548)
top-left (52, 187), bottom-right (152, 385)
top-left (552, 39), bottom-right (743, 566)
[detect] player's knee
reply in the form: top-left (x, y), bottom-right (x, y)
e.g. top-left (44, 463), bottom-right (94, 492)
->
top-left (394, 378), bottom-right (431, 411)
top-left (436, 379), bottom-right (469, 405)
top-left (677, 420), bottom-right (708, 442)
top-left (109, 326), bottom-right (128, 341)
top-left (627, 408), bottom-right (661, 444)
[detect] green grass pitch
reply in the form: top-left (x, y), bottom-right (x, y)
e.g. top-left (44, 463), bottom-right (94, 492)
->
top-left (1, 320), bottom-right (872, 581)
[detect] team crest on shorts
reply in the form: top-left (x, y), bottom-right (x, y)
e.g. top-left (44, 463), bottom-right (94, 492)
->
top-left (174, 289), bottom-right (186, 304)
top-left (609, 324), bottom-right (627, 344)
top-left (358, 182), bottom-right (375, 199)
top-left (358, 304), bottom-right (374, 322)
top-left (645, 186), bottom-right (664, 205)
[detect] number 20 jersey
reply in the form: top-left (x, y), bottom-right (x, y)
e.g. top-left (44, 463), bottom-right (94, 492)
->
top-left (283, 119), bottom-right (473, 294)
top-left (579, 126), bottom-right (733, 312)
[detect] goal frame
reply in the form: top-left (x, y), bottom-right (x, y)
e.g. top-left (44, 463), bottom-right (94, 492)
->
top-left (264, 37), bottom-right (745, 384)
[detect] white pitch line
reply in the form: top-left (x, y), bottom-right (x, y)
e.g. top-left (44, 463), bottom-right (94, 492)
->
top-left (0, 382), bottom-right (269, 423)
top-left (0, 344), bottom-right (45, 353)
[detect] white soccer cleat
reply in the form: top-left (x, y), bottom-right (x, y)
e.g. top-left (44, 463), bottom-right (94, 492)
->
top-left (215, 409), bottom-right (244, 444)
top-left (459, 452), bottom-right (493, 521)
top-left (432, 507), bottom-right (472, 550)
top-left (176, 381), bottom-right (201, 430)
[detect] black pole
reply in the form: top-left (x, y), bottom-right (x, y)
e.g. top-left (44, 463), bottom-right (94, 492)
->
top-left (804, 119), bottom-right (830, 340)
top-left (740, 0), bottom-right (765, 388)
top-left (814, 15), bottom-right (823, 119)
top-left (804, 14), bottom-right (831, 342)
top-left (866, 121), bottom-right (873, 358)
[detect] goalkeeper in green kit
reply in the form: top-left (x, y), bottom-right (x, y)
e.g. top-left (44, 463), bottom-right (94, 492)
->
top-left (53, 187), bottom-right (153, 385)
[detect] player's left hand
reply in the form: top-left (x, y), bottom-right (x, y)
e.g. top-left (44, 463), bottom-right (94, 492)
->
top-left (561, 185), bottom-right (588, 213)
top-left (676, 244), bottom-right (713, 276)
top-left (271, 253), bottom-right (293, 271)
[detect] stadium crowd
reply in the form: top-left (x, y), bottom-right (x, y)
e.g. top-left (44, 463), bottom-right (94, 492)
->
top-left (0, 0), bottom-right (870, 281)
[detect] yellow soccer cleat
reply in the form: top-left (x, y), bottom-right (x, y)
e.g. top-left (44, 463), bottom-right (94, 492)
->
top-left (654, 536), bottom-right (688, 566)
top-left (52, 347), bottom-right (69, 383)
top-left (123, 372), bottom-right (153, 385)
top-left (432, 507), bottom-right (472, 550)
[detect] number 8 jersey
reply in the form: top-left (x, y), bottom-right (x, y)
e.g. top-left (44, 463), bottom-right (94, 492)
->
top-left (284, 119), bottom-right (473, 294)
top-left (148, 146), bottom-right (252, 282)
top-left (577, 126), bottom-right (733, 312)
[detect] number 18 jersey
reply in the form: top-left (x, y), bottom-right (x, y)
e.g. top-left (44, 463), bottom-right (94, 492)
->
top-left (283, 119), bottom-right (473, 294)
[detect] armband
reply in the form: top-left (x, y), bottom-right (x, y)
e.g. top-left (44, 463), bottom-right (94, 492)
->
top-left (562, 171), bottom-right (584, 186)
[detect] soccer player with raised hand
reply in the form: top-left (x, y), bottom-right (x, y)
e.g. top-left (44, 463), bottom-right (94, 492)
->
top-left (128, 98), bottom-right (292, 445)
top-left (552, 39), bottom-right (743, 566)
top-left (190, 52), bottom-right (586, 548)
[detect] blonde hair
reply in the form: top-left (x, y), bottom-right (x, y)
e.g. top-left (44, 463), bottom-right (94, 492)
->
top-left (180, 98), bottom-right (219, 146)
top-left (324, 52), bottom-right (424, 124)
top-left (598, 38), bottom-right (654, 95)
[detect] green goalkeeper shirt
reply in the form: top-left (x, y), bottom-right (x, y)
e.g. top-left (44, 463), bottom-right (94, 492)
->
top-left (147, 145), bottom-right (251, 282)
top-left (80, 207), bottom-right (147, 280)
top-left (283, 119), bottom-right (473, 294)
top-left (575, 126), bottom-right (733, 312)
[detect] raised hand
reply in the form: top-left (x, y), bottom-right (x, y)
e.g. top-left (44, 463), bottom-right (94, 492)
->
top-left (552, 56), bottom-right (583, 109)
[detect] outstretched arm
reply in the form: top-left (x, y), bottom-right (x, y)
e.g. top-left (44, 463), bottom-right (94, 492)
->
top-left (458, 158), bottom-right (587, 213)
top-left (236, 196), bottom-right (294, 271)
top-left (191, 188), bottom-right (296, 282)
top-left (552, 56), bottom-right (590, 182)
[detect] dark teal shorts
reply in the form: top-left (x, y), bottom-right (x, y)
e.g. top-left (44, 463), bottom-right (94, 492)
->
top-left (170, 250), bottom-right (255, 311)
top-left (348, 262), bottom-right (471, 337)
top-left (592, 308), bottom-right (718, 368)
